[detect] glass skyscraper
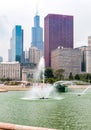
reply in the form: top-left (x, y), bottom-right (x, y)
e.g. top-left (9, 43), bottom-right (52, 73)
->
top-left (44, 14), bottom-right (74, 67)
top-left (31, 15), bottom-right (43, 50)
top-left (10, 25), bottom-right (23, 63)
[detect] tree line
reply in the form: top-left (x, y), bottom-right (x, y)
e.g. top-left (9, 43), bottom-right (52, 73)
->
top-left (44, 67), bottom-right (91, 83)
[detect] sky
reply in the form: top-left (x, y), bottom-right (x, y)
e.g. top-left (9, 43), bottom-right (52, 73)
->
top-left (0, 0), bottom-right (91, 61)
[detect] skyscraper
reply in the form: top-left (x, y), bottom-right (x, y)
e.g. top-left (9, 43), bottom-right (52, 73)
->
top-left (31, 14), bottom-right (43, 50)
top-left (44, 14), bottom-right (74, 67)
top-left (29, 47), bottom-right (42, 64)
top-left (10, 25), bottom-right (23, 63)
top-left (88, 36), bottom-right (91, 46)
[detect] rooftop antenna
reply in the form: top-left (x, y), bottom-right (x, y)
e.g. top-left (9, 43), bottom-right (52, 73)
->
top-left (35, 1), bottom-right (39, 15)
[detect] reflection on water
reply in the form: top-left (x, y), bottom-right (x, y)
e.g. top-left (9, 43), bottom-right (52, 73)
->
top-left (0, 90), bottom-right (91, 130)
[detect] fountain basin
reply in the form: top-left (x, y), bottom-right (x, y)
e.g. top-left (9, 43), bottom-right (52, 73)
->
top-left (0, 88), bottom-right (8, 92)
top-left (0, 122), bottom-right (56, 130)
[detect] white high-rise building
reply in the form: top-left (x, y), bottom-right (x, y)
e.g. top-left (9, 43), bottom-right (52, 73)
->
top-left (88, 36), bottom-right (91, 46)
top-left (0, 62), bottom-right (21, 80)
top-left (9, 25), bottom-right (24, 63)
top-left (76, 45), bottom-right (91, 73)
top-left (0, 56), bottom-right (3, 62)
top-left (29, 47), bottom-right (42, 65)
top-left (85, 47), bottom-right (91, 73)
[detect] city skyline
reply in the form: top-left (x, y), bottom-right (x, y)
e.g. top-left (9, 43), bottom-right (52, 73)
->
top-left (0, 0), bottom-right (91, 60)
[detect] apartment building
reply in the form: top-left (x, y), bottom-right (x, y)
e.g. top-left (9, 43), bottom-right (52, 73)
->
top-left (51, 47), bottom-right (81, 77)
top-left (0, 62), bottom-right (21, 80)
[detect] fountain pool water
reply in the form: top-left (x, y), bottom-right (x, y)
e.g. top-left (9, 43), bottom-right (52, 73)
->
top-left (1, 90), bottom-right (91, 130)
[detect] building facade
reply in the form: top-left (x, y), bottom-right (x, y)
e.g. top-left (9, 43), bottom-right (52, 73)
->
top-left (0, 62), bottom-right (21, 80)
top-left (77, 45), bottom-right (91, 73)
top-left (29, 47), bottom-right (42, 65)
top-left (85, 47), bottom-right (91, 73)
top-left (22, 68), bottom-right (36, 81)
top-left (51, 47), bottom-right (81, 78)
top-left (31, 15), bottom-right (43, 50)
top-left (77, 46), bottom-right (87, 72)
top-left (0, 56), bottom-right (3, 62)
top-left (44, 14), bottom-right (73, 67)
top-left (88, 36), bottom-right (91, 46)
top-left (9, 25), bottom-right (24, 63)
top-left (24, 49), bottom-right (29, 63)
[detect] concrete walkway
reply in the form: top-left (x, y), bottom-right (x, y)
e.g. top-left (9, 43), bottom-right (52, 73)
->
top-left (0, 122), bottom-right (57, 130)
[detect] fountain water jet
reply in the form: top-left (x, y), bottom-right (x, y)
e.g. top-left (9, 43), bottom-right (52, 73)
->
top-left (78, 85), bottom-right (91, 96)
top-left (24, 57), bottom-right (57, 100)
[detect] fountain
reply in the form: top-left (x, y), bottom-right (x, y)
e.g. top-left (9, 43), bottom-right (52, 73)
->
top-left (24, 56), bottom-right (57, 100)
top-left (24, 57), bottom-right (80, 100)
top-left (77, 85), bottom-right (91, 96)
top-left (81, 86), bottom-right (91, 94)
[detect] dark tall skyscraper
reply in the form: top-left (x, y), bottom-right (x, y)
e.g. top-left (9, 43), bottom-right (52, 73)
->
top-left (44, 14), bottom-right (73, 67)
top-left (31, 14), bottom-right (43, 50)
top-left (10, 25), bottom-right (23, 63)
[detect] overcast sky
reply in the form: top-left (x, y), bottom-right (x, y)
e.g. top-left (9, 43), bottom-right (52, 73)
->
top-left (0, 0), bottom-right (91, 61)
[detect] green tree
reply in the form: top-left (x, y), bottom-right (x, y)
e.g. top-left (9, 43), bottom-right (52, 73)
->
top-left (86, 73), bottom-right (91, 83)
top-left (45, 68), bottom-right (54, 78)
top-left (45, 78), bottom-right (55, 84)
top-left (75, 74), bottom-right (80, 80)
top-left (54, 69), bottom-right (64, 80)
top-left (69, 72), bottom-right (74, 80)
